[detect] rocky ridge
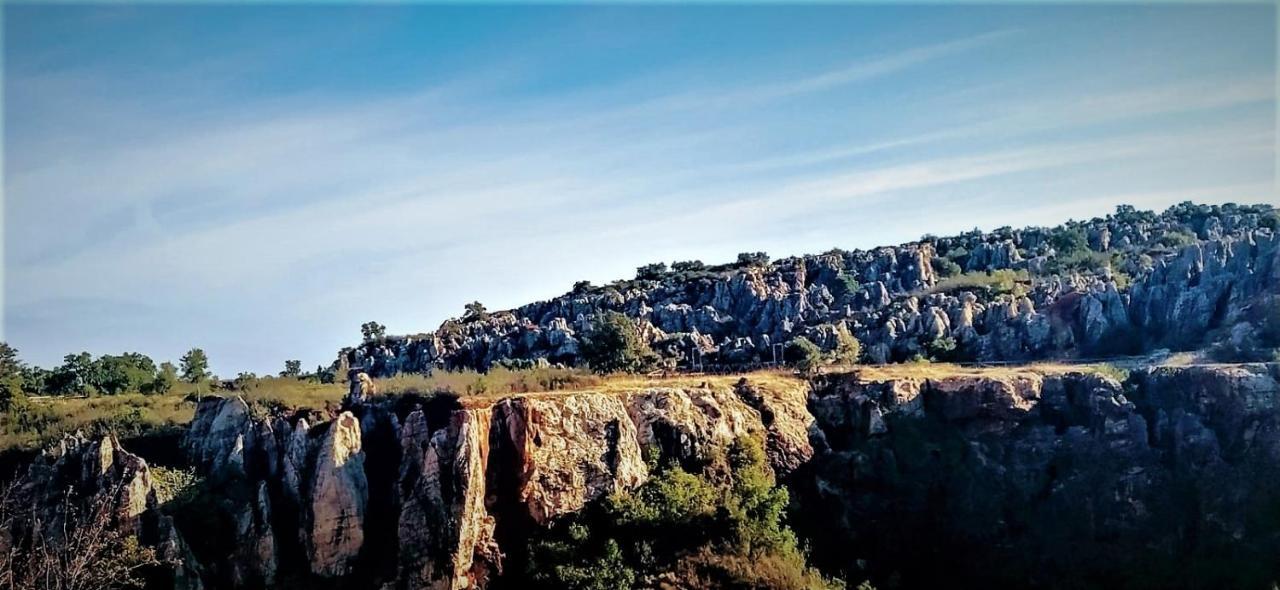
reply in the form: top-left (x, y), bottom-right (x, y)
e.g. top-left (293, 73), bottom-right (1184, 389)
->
top-left (338, 202), bottom-right (1278, 376)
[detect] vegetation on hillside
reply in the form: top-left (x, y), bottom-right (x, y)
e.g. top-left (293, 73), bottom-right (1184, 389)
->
top-left (524, 437), bottom-right (847, 590)
top-left (927, 269), bottom-right (1029, 296)
top-left (580, 312), bottom-right (660, 374)
top-left (0, 477), bottom-right (165, 589)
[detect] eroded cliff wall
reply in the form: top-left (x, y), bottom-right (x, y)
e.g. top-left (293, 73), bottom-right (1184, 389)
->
top-left (174, 376), bottom-right (815, 588)
top-left (13, 363), bottom-right (1280, 589)
top-left (794, 363), bottom-right (1280, 589)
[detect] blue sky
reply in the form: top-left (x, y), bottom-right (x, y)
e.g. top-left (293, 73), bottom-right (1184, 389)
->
top-left (4, 4), bottom-right (1276, 375)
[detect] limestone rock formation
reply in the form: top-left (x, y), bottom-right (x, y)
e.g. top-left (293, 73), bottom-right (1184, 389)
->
top-left (306, 411), bottom-right (368, 577)
top-left (10, 361), bottom-right (1280, 589)
top-left (165, 376), bottom-right (815, 588)
top-left (335, 203), bottom-right (1277, 374)
top-left (7, 433), bottom-right (203, 588)
top-left (495, 394), bottom-right (648, 525)
top-left (797, 363), bottom-right (1280, 588)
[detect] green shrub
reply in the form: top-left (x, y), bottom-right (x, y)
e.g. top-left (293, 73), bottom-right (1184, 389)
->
top-left (1157, 230), bottom-right (1198, 249)
top-left (1049, 227), bottom-right (1089, 257)
top-left (1090, 363), bottom-right (1130, 383)
top-left (832, 325), bottom-right (862, 365)
top-left (785, 337), bottom-right (824, 375)
top-left (928, 269), bottom-right (1028, 296)
top-left (931, 256), bottom-right (962, 278)
top-left (636, 263), bottom-right (668, 281)
top-left (924, 336), bottom-right (959, 362)
top-left (736, 252), bottom-right (771, 267)
top-left (152, 466), bottom-right (203, 505)
top-left (525, 437), bottom-right (839, 590)
top-left (580, 312), bottom-right (659, 374)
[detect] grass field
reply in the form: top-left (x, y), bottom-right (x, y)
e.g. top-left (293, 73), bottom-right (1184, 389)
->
top-left (0, 361), bottom-right (1140, 453)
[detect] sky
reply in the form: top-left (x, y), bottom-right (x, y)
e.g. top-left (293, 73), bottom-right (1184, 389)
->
top-left (4, 4), bottom-right (1277, 376)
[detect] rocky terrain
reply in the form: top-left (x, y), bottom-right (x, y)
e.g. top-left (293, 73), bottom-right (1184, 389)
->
top-left (7, 362), bottom-right (1280, 589)
top-left (5, 202), bottom-right (1280, 589)
top-left (795, 363), bottom-right (1280, 589)
top-left (337, 202), bottom-right (1279, 376)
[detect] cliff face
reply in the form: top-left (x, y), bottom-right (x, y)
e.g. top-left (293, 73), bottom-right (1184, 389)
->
top-left (12, 363), bottom-right (1280, 589)
top-left (340, 203), bottom-right (1278, 374)
top-left (172, 377), bottom-right (816, 588)
top-left (795, 363), bottom-right (1280, 589)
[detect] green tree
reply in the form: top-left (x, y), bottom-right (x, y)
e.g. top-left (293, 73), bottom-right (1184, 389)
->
top-left (463, 301), bottom-right (490, 322)
top-left (361, 321), bottom-right (387, 341)
top-left (670, 260), bottom-right (706, 273)
top-left (785, 337), bottom-right (823, 375)
top-left (832, 325), bottom-right (862, 365)
top-left (0, 342), bottom-right (31, 409)
top-left (48, 352), bottom-right (95, 396)
top-left (144, 362), bottom-right (178, 395)
top-left (19, 365), bottom-right (49, 397)
top-left (1049, 226), bottom-right (1089, 257)
top-left (91, 353), bottom-right (157, 395)
top-left (180, 348), bottom-right (210, 385)
top-left (636, 263), bottom-right (668, 280)
top-left (0, 342), bottom-right (23, 380)
top-left (736, 252), bottom-right (770, 267)
top-left (0, 375), bottom-right (26, 412)
top-left (580, 312), bottom-right (658, 374)
top-left (233, 371), bottom-right (258, 391)
top-left (281, 359), bottom-right (302, 378)
top-left (832, 274), bottom-right (862, 301)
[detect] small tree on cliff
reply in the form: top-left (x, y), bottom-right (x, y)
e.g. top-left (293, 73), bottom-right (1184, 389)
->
top-left (736, 252), bottom-right (771, 268)
top-left (281, 359), bottom-right (302, 378)
top-left (832, 324), bottom-right (862, 365)
top-left (463, 301), bottom-right (490, 323)
top-left (785, 337), bottom-right (823, 375)
top-left (580, 312), bottom-right (658, 374)
top-left (361, 321), bottom-right (387, 342)
top-left (179, 348), bottom-right (210, 385)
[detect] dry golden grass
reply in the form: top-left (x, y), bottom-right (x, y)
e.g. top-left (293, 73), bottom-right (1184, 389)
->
top-left (845, 360), bottom-right (1135, 382)
top-left (1, 393), bottom-right (196, 452)
top-left (237, 378), bottom-right (347, 410)
top-left (3, 361), bottom-right (1143, 452)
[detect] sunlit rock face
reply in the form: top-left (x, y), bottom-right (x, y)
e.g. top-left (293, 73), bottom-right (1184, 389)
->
top-left (163, 376), bottom-right (815, 588)
top-left (337, 206), bottom-right (1278, 374)
top-left (306, 411), bottom-right (368, 577)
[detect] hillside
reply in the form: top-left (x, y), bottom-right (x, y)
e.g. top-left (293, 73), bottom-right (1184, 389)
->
top-left (338, 202), bottom-right (1279, 378)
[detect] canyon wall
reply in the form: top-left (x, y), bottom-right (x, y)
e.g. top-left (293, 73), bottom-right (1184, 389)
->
top-left (795, 363), bottom-right (1280, 589)
top-left (11, 362), bottom-right (1280, 589)
top-left (172, 377), bottom-right (816, 588)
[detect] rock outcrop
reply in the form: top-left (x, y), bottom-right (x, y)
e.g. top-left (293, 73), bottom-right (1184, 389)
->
top-left (11, 362), bottom-right (1280, 589)
top-left (796, 363), bottom-right (1280, 589)
top-left (168, 376), bottom-right (815, 589)
top-left (306, 412), bottom-right (368, 577)
top-left (337, 202), bottom-right (1278, 375)
top-left (6, 433), bottom-right (203, 589)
